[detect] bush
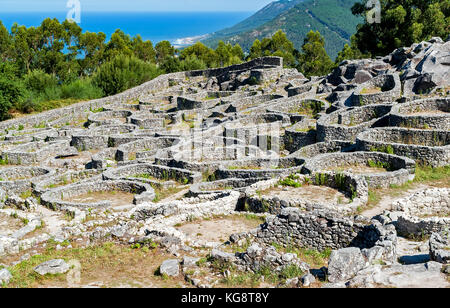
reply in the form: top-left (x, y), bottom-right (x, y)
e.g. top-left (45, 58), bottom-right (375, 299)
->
top-left (160, 56), bottom-right (182, 73)
top-left (180, 55), bottom-right (207, 71)
top-left (23, 70), bottom-right (58, 93)
top-left (93, 55), bottom-right (162, 96)
top-left (60, 79), bottom-right (104, 100)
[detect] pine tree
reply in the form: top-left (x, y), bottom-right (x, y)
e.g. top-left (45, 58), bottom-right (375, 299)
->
top-left (297, 31), bottom-right (335, 77)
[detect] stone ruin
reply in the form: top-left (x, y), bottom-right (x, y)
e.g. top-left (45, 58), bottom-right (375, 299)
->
top-left (0, 37), bottom-right (449, 288)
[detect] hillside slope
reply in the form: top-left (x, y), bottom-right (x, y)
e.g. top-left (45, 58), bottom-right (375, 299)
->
top-left (203, 0), bottom-right (362, 59)
top-left (203, 0), bottom-right (304, 43)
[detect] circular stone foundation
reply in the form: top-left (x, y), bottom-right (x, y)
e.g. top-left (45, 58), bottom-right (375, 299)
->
top-left (0, 166), bottom-right (55, 195)
top-left (317, 104), bottom-right (392, 142)
top-left (356, 127), bottom-right (450, 167)
top-left (389, 97), bottom-right (450, 130)
top-left (244, 171), bottom-right (368, 214)
top-left (352, 74), bottom-right (401, 106)
top-left (40, 180), bottom-right (155, 210)
top-left (302, 152), bottom-right (416, 188)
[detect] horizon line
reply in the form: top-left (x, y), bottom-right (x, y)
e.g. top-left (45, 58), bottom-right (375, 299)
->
top-left (0, 10), bottom-right (256, 13)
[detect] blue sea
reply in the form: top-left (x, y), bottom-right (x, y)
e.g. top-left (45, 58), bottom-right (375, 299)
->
top-left (0, 11), bottom-right (253, 45)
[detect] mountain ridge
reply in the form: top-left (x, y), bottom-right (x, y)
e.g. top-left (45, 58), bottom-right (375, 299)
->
top-left (202, 0), bottom-right (362, 59)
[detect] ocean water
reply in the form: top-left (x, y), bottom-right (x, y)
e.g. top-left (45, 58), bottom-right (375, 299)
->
top-left (0, 11), bottom-right (253, 45)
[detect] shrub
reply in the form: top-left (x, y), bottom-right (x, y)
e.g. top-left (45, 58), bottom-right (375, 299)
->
top-left (23, 70), bottom-right (58, 93)
top-left (180, 55), bottom-right (207, 71)
top-left (60, 79), bottom-right (104, 100)
top-left (93, 55), bottom-right (162, 96)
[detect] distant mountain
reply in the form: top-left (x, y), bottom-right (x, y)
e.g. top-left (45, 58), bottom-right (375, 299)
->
top-left (205, 0), bottom-right (305, 39)
top-left (202, 0), bottom-right (362, 60)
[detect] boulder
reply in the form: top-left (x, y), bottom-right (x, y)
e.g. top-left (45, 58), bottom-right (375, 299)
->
top-left (210, 249), bottom-right (237, 263)
top-left (429, 232), bottom-right (450, 264)
top-left (327, 247), bottom-right (367, 283)
top-left (34, 259), bottom-right (70, 275)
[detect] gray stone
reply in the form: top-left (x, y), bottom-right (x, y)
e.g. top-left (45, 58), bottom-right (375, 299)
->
top-left (0, 268), bottom-right (12, 285)
top-left (210, 249), bottom-right (236, 263)
top-left (354, 70), bottom-right (372, 84)
top-left (34, 259), bottom-right (70, 275)
top-left (301, 273), bottom-right (316, 287)
top-left (327, 247), bottom-right (367, 283)
top-left (182, 256), bottom-right (200, 268)
top-left (159, 259), bottom-right (180, 277)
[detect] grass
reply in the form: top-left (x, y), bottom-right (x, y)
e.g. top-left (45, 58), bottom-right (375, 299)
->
top-left (151, 186), bottom-right (185, 203)
top-left (221, 263), bottom-right (306, 288)
top-left (361, 87), bottom-right (382, 94)
top-left (218, 243), bottom-right (330, 288)
top-left (2, 241), bottom-right (177, 288)
top-left (19, 190), bottom-right (33, 200)
top-left (271, 242), bottom-right (331, 269)
top-left (10, 98), bottom-right (86, 119)
top-left (227, 165), bottom-right (262, 170)
top-left (366, 165), bottom-right (449, 208)
top-left (288, 100), bottom-right (324, 117)
top-left (278, 174), bottom-right (302, 188)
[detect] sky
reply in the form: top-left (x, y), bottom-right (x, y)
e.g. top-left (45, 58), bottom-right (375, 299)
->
top-left (0, 0), bottom-right (274, 12)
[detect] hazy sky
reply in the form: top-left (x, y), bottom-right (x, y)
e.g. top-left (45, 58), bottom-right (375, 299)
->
top-left (0, 0), bottom-right (274, 12)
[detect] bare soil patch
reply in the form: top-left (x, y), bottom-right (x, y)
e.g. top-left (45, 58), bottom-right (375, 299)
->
top-left (0, 212), bottom-right (24, 234)
top-left (261, 185), bottom-right (350, 205)
top-left (65, 191), bottom-right (135, 207)
top-left (176, 215), bottom-right (263, 243)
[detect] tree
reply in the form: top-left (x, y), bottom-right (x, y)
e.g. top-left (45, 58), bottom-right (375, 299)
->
top-left (215, 41), bottom-right (232, 67)
top-left (351, 0), bottom-right (450, 56)
top-left (0, 22), bottom-right (11, 61)
top-left (10, 24), bottom-right (35, 74)
top-left (297, 31), bottom-right (335, 77)
top-left (79, 31), bottom-right (106, 76)
top-left (104, 29), bottom-right (133, 60)
top-left (231, 44), bottom-right (245, 61)
top-left (180, 42), bottom-right (217, 67)
top-left (0, 62), bottom-right (26, 120)
top-left (248, 39), bottom-right (263, 59)
top-left (155, 40), bottom-right (176, 64)
top-left (247, 30), bottom-right (297, 67)
top-left (335, 37), bottom-right (368, 64)
top-left (180, 55), bottom-right (207, 71)
top-left (160, 56), bottom-right (182, 73)
top-left (39, 18), bottom-right (66, 75)
top-left (132, 35), bottom-right (156, 63)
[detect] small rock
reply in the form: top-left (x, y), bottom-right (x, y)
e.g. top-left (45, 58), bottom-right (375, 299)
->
top-left (0, 268), bottom-right (12, 285)
top-left (301, 273), bottom-right (316, 287)
top-left (210, 249), bottom-right (236, 263)
top-left (285, 277), bottom-right (299, 287)
top-left (159, 259), bottom-right (180, 277)
top-left (182, 256), bottom-right (200, 268)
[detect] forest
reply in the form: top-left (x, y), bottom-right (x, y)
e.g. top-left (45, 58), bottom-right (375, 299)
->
top-left (0, 0), bottom-right (448, 121)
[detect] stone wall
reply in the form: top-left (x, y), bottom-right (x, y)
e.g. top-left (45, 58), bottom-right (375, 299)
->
top-left (255, 207), bottom-right (396, 252)
top-left (389, 97), bottom-right (450, 130)
top-left (356, 127), bottom-right (450, 167)
top-left (302, 152), bottom-right (416, 188)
